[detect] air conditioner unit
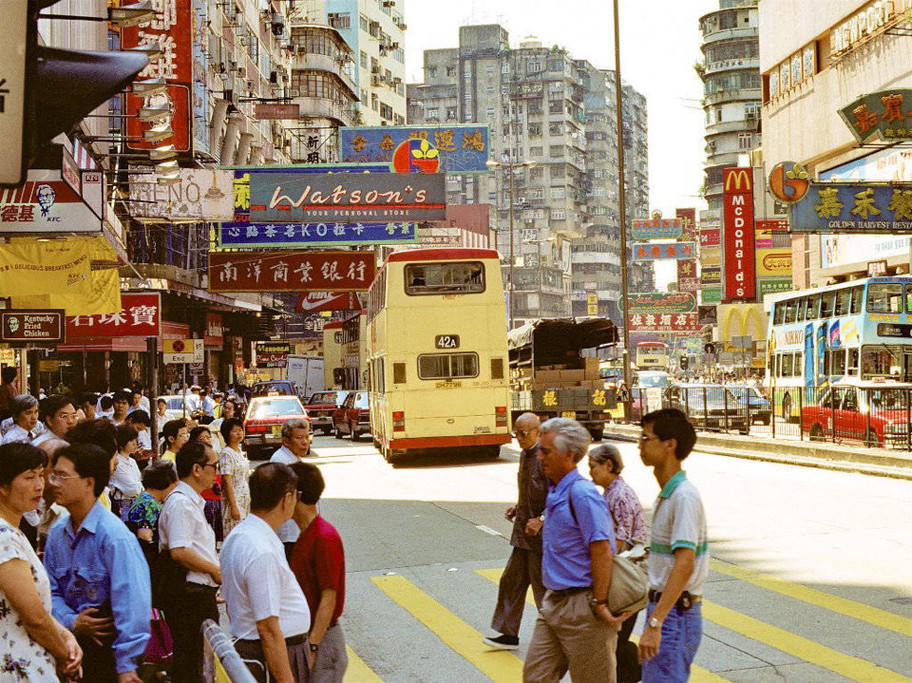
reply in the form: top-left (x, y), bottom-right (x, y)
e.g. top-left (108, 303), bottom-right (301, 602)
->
top-left (289, 88), bottom-right (300, 97)
top-left (235, 66), bottom-right (246, 78)
top-left (371, 64), bottom-right (380, 74)
top-left (382, 0), bottom-right (394, 7)
top-left (371, 75), bottom-right (382, 86)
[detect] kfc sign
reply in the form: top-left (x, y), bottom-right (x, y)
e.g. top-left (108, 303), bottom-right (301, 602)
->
top-left (722, 168), bottom-right (756, 302)
top-left (66, 293), bottom-right (161, 339)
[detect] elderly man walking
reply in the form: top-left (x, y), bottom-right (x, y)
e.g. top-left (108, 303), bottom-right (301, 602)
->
top-left (271, 419), bottom-right (315, 558)
top-left (221, 463), bottom-right (312, 682)
top-left (483, 412), bottom-right (547, 650)
top-left (523, 418), bottom-right (627, 683)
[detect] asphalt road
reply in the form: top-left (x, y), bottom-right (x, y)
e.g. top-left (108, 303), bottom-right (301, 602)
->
top-left (260, 433), bottom-right (912, 682)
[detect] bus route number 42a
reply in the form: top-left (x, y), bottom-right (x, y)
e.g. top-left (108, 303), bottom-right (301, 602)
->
top-left (435, 334), bottom-right (460, 349)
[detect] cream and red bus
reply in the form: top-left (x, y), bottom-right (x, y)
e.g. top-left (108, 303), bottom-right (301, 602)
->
top-left (365, 248), bottom-right (511, 463)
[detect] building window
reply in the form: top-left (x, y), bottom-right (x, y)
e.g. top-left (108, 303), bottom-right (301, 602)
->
top-left (527, 61), bottom-right (543, 74)
top-left (486, 85), bottom-right (495, 94)
top-left (427, 66), bottom-right (437, 78)
top-left (426, 108), bottom-right (439, 120)
top-left (371, 93), bottom-right (379, 111)
top-left (446, 66), bottom-right (456, 76)
top-left (502, 63), bottom-right (510, 74)
top-left (738, 133), bottom-right (753, 149)
top-left (360, 14), bottom-right (369, 32)
top-left (380, 103), bottom-right (393, 120)
top-left (551, 187), bottom-right (566, 199)
top-left (549, 145), bottom-right (565, 158)
top-left (328, 12), bottom-right (350, 30)
top-left (530, 146), bottom-right (543, 157)
top-left (446, 107), bottom-right (457, 120)
top-left (360, 88), bottom-right (367, 103)
top-left (486, 107), bottom-right (495, 118)
top-left (360, 51), bottom-right (368, 68)
top-left (552, 209), bottom-right (566, 220)
top-left (486, 64), bottom-right (494, 74)
top-left (528, 123), bottom-right (542, 136)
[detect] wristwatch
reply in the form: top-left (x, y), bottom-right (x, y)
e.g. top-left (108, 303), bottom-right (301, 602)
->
top-left (309, 642), bottom-right (320, 653)
top-left (589, 597), bottom-right (609, 609)
top-left (648, 617), bottom-right (662, 629)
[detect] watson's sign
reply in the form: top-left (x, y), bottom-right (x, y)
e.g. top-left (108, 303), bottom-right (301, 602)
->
top-left (248, 172), bottom-right (446, 223)
top-left (722, 168), bottom-right (756, 302)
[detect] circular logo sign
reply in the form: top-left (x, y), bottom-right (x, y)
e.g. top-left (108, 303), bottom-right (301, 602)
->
top-left (392, 138), bottom-right (440, 173)
top-left (768, 161), bottom-right (809, 204)
top-left (171, 340), bottom-right (185, 353)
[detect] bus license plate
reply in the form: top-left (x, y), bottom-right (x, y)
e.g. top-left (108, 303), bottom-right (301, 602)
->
top-left (561, 411), bottom-right (576, 418)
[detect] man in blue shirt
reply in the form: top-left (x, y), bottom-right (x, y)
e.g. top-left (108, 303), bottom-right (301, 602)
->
top-left (44, 443), bottom-right (151, 683)
top-left (523, 418), bottom-right (629, 683)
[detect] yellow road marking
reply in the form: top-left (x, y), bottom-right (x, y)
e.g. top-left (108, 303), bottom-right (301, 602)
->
top-left (371, 574), bottom-right (524, 682)
top-left (710, 559), bottom-right (912, 637)
top-left (344, 645), bottom-right (383, 682)
top-left (475, 568), bottom-right (729, 682)
top-left (703, 601), bottom-right (912, 682)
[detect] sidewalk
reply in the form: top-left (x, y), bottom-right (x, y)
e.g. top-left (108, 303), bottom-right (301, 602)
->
top-left (604, 421), bottom-right (912, 481)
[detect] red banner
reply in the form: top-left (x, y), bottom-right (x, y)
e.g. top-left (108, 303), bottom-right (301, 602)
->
top-left (66, 293), bottom-right (161, 339)
top-left (675, 208), bottom-right (697, 242)
top-left (295, 292), bottom-right (361, 313)
top-left (204, 313), bottom-right (223, 347)
top-left (629, 312), bottom-right (699, 332)
top-left (756, 219), bottom-right (789, 231)
top-left (722, 168), bottom-right (756, 302)
top-left (122, 0), bottom-right (192, 152)
top-left (677, 259), bottom-right (698, 292)
top-left (700, 228), bottom-right (721, 247)
top-left (208, 251), bottom-right (376, 292)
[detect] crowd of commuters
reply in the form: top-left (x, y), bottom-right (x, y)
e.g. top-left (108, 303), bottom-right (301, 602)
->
top-left (0, 375), bottom-right (348, 682)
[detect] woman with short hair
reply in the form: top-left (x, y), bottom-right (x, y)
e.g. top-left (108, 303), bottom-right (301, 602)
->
top-left (0, 442), bottom-right (82, 681)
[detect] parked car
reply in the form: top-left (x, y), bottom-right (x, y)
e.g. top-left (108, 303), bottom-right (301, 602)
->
top-left (664, 383), bottom-right (748, 432)
top-left (157, 395), bottom-right (194, 423)
top-left (728, 384), bottom-right (772, 425)
top-left (332, 390), bottom-right (370, 441)
top-left (251, 380), bottom-right (299, 398)
top-left (801, 381), bottom-right (912, 447)
top-left (243, 395), bottom-right (310, 457)
top-left (306, 390), bottom-right (350, 435)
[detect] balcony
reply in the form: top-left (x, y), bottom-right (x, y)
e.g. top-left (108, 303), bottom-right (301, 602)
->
top-left (289, 51), bottom-right (358, 95)
top-left (292, 96), bottom-right (357, 125)
top-left (703, 87), bottom-right (761, 106)
top-left (703, 57), bottom-right (760, 77)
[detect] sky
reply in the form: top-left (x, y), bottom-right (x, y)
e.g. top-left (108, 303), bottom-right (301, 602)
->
top-left (403, 0), bottom-right (719, 287)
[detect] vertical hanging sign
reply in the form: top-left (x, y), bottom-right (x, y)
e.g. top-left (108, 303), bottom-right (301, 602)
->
top-left (722, 168), bottom-right (756, 302)
top-left (122, 0), bottom-right (193, 153)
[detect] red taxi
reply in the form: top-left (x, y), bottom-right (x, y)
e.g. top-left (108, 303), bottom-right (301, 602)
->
top-left (306, 390), bottom-right (350, 435)
top-left (243, 395), bottom-right (310, 458)
top-left (801, 380), bottom-right (912, 447)
top-left (332, 390), bottom-right (370, 441)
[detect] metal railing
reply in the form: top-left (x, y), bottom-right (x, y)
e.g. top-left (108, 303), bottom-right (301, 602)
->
top-left (202, 619), bottom-right (258, 683)
top-left (619, 384), bottom-right (912, 451)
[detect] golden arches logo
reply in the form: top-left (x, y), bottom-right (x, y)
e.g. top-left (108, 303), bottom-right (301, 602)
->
top-left (724, 168), bottom-right (752, 192)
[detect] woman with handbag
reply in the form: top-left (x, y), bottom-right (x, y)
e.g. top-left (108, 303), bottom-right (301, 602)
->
top-left (589, 443), bottom-right (647, 683)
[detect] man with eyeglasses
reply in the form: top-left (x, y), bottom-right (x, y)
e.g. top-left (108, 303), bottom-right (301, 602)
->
top-left (43, 443), bottom-right (151, 682)
top-left (637, 409), bottom-right (707, 682)
top-left (483, 412), bottom-right (547, 651)
top-left (158, 440), bottom-right (223, 683)
top-left (221, 463), bottom-right (312, 682)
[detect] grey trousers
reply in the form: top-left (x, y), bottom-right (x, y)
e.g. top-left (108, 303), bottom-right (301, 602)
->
top-left (523, 589), bottom-right (619, 683)
top-left (235, 636), bottom-right (311, 683)
top-left (491, 546), bottom-right (546, 637)
top-left (312, 623), bottom-right (348, 683)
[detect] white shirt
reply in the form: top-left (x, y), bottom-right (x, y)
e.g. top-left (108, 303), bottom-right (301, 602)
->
top-left (109, 453), bottom-right (143, 498)
top-left (220, 514), bottom-right (311, 640)
top-left (136, 428), bottom-right (152, 451)
top-left (201, 396), bottom-right (215, 417)
top-left (1, 424), bottom-right (36, 444)
top-left (270, 447), bottom-right (303, 542)
top-left (159, 481), bottom-right (218, 587)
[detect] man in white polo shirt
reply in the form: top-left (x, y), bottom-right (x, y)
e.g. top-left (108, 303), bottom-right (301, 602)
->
top-left (637, 408), bottom-right (708, 683)
top-left (270, 419), bottom-right (316, 559)
top-left (221, 463), bottom-right (312, 682)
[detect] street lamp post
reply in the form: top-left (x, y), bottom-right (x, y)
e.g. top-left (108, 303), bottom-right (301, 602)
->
top-left (614, 0), bottom-right (633, 401)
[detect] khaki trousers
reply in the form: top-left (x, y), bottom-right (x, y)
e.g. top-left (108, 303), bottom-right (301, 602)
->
top-left (523, 589), bottom-right (618, 683)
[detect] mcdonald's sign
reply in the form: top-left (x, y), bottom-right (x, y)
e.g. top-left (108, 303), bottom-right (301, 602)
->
top-left (722, 167), bottom-right (757, 303)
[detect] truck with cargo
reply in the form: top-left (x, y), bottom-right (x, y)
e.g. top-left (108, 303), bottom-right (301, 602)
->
top-left (286, 355), bottom-right (325, 400)
top-left (508, 317), bottom-right (618, 441)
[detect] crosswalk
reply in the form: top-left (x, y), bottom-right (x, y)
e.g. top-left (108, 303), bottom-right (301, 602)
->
top-left (341, 560), bottom-right (912, 682)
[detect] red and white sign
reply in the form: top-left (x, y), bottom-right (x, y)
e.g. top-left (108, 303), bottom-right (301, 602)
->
top-left (66, 293), bottom-right (161, 339)
top-left (0, 170), bottom-right (102, 234)
top-left (700, 228), bottom-right (721, 247)
top-left (122, 1), bottom-right (192, 152)
top-left (295, 292), bottom-right (361, 313)
top-left (675, 208), bottom-right (697, 242)
top-left (756, 219), bottom-right (788, 231)
top-left (209, 251), bottom-right (376, 293)
top-left (677, 259), bottom-right (698, 293)
top-left (629, 312), bottom-right (699, 333)
top-left (722, 168), bottom-right (756, 302)
top-left (204, 313), bottom-right (223, 347)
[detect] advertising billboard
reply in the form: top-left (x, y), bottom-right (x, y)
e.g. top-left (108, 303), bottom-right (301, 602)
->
top-left (339, 125), bottom-right (490, 172)
top-left (208, 251), bottom-right (375, 293)
top-left (629, 312), bottom-right (699, 333)
top-left (129, 169), bottom-right (234, 222)
top-left (675, 208), bottom-right (698, 242)
top-left (66, 293), bottom-right (161, 339)
top-left (0, 170), bottom-right (102, 234)
top-left (631, 218), bottom-right (682, 240)
top-left (217, 221), bottom-right (417, 248)
top-left (631, 242), bottom-right (695, 261)
top-left (628, 292), bottom-right (696, 313)
top-left (722, 167), bottom-right (757, 302)
top-left (0, 310), bottom-right (65, 344)
top-left (790, 182), bottom-right (912, 234)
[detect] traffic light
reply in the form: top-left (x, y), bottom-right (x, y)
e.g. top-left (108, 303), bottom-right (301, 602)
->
top-left (1, 0), bottom-right (148, 187)
top-left (679, 356), bottom-right (689, 371)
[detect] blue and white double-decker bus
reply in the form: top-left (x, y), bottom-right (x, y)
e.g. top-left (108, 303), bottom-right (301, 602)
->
top-left (766, 276), bottom-right (912, 419)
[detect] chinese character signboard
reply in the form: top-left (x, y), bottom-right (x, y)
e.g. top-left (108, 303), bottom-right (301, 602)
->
top-left (722, 168), bottom-right (756, 302)
top-left (629, 312), bottom-right (699, 333)
top-left (66, 293), bottom-right (161, 339)
top-left (0, 310), bottom-right (65, 344)
top-left (0, 3), bottom-right (27, 187)
top-left (701, 266), bottom-right (721, 285)
top-left (756, 219), bottom-right (789, 231)
top-left (217, 221), bottom-right (417, 248)
top-left (839, 90), bottom-right (912, 143)
top-left (675, 208), bottom-right (697, 242)
top-left (248, 171), bottom-right (446, 223)
top-left (122, 1), bottom-right (192, 152)
top-left (255, 103), bottom-right (301, 120)
top-left (339, 125), bottom-right (489, 172)
top-left (758, 278), bottom-right (793, 297)
top-left (790, 182), bottom-right (912, 233)
top-left (208, 251), bottom-right (375, 293)
top-left (631, 218), bottom-right (682, 240)
top-left (628, 292), bottom-right (696, 313)
top-left (631, 242), bottom-right (695, 261)
top-left (700, 228), bottom-right (721, 247)
top-left (256, 342), bottom-right (292, 368)
top-left (0, 170), bottom-right (102, 234)
top-left (129, 169), bottom-right (234, 221)
top-left (677, 259), bottom-right (698, 292)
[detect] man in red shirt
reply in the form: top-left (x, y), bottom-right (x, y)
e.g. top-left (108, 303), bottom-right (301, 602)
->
top-left (288, 462), bottom-right (347, 681)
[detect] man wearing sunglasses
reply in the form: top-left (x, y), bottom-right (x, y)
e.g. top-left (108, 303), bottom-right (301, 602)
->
top-left (483, 412), bottom-right (547, 651)
top-left (158, 440), bottom-right (223, 683)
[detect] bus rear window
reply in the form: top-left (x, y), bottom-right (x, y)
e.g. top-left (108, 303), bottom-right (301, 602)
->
top-left (867, 283), bottom-right (904, 313)
top-left (404, 262), bottom-right (485, 295)
top-left (417, 353), bottom-right (479, 379)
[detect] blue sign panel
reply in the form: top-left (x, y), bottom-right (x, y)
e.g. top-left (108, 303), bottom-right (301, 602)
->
top-left (790, 182), bottom-right (912, 233)
top-left (339, 125), bottom-right (490, 173)
top-left (216, 221), bottom-right (417, 248)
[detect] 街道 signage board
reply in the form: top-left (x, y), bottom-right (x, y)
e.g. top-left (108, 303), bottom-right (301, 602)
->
top-left (790, 182), bottom-right (912, 233)
top-left (839, 89), bottom-right (912, 143)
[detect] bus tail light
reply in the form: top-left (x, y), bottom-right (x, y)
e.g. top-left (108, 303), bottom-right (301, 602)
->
top-left (495, 406), bottom-right (508, 427)
top-left (393, 411), bottom-right (405, 432)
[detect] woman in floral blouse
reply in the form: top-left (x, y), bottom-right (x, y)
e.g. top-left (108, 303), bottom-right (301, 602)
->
top-left (219, 418), bottom-right (250, 537)
top-left (126, 461), bottom-right (178, 567)
top-left (0, 442), bottom-right (81, 682)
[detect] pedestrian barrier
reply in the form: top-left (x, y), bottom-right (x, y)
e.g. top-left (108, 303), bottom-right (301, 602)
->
top-left (202, 619), bottom-right (258, 683)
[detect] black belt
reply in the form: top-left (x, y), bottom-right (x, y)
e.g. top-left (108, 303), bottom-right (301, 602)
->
top-left (549, 586), bottom-right (591, 599)
top-left (648, 589), bottom-right (701, 611)
top-left (238, 632), bottom-right (307, 648)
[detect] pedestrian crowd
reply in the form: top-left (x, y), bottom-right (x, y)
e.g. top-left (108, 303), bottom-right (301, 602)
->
top-left (0, 372), bottom-right (348, 683)
top-left (487, 409), bottom-right (708, 683)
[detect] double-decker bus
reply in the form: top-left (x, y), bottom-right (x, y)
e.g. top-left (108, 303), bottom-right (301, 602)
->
top-left (340, 310), bottom-right (367, 389)
top-left (635, 341), bottom-right (669, 370)
top-left (767, 276), bottom-right (912, 419)
top-left (365, 248), bottom-right (512, 463)
top-left (321, 320), bottom-right (345, 388)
